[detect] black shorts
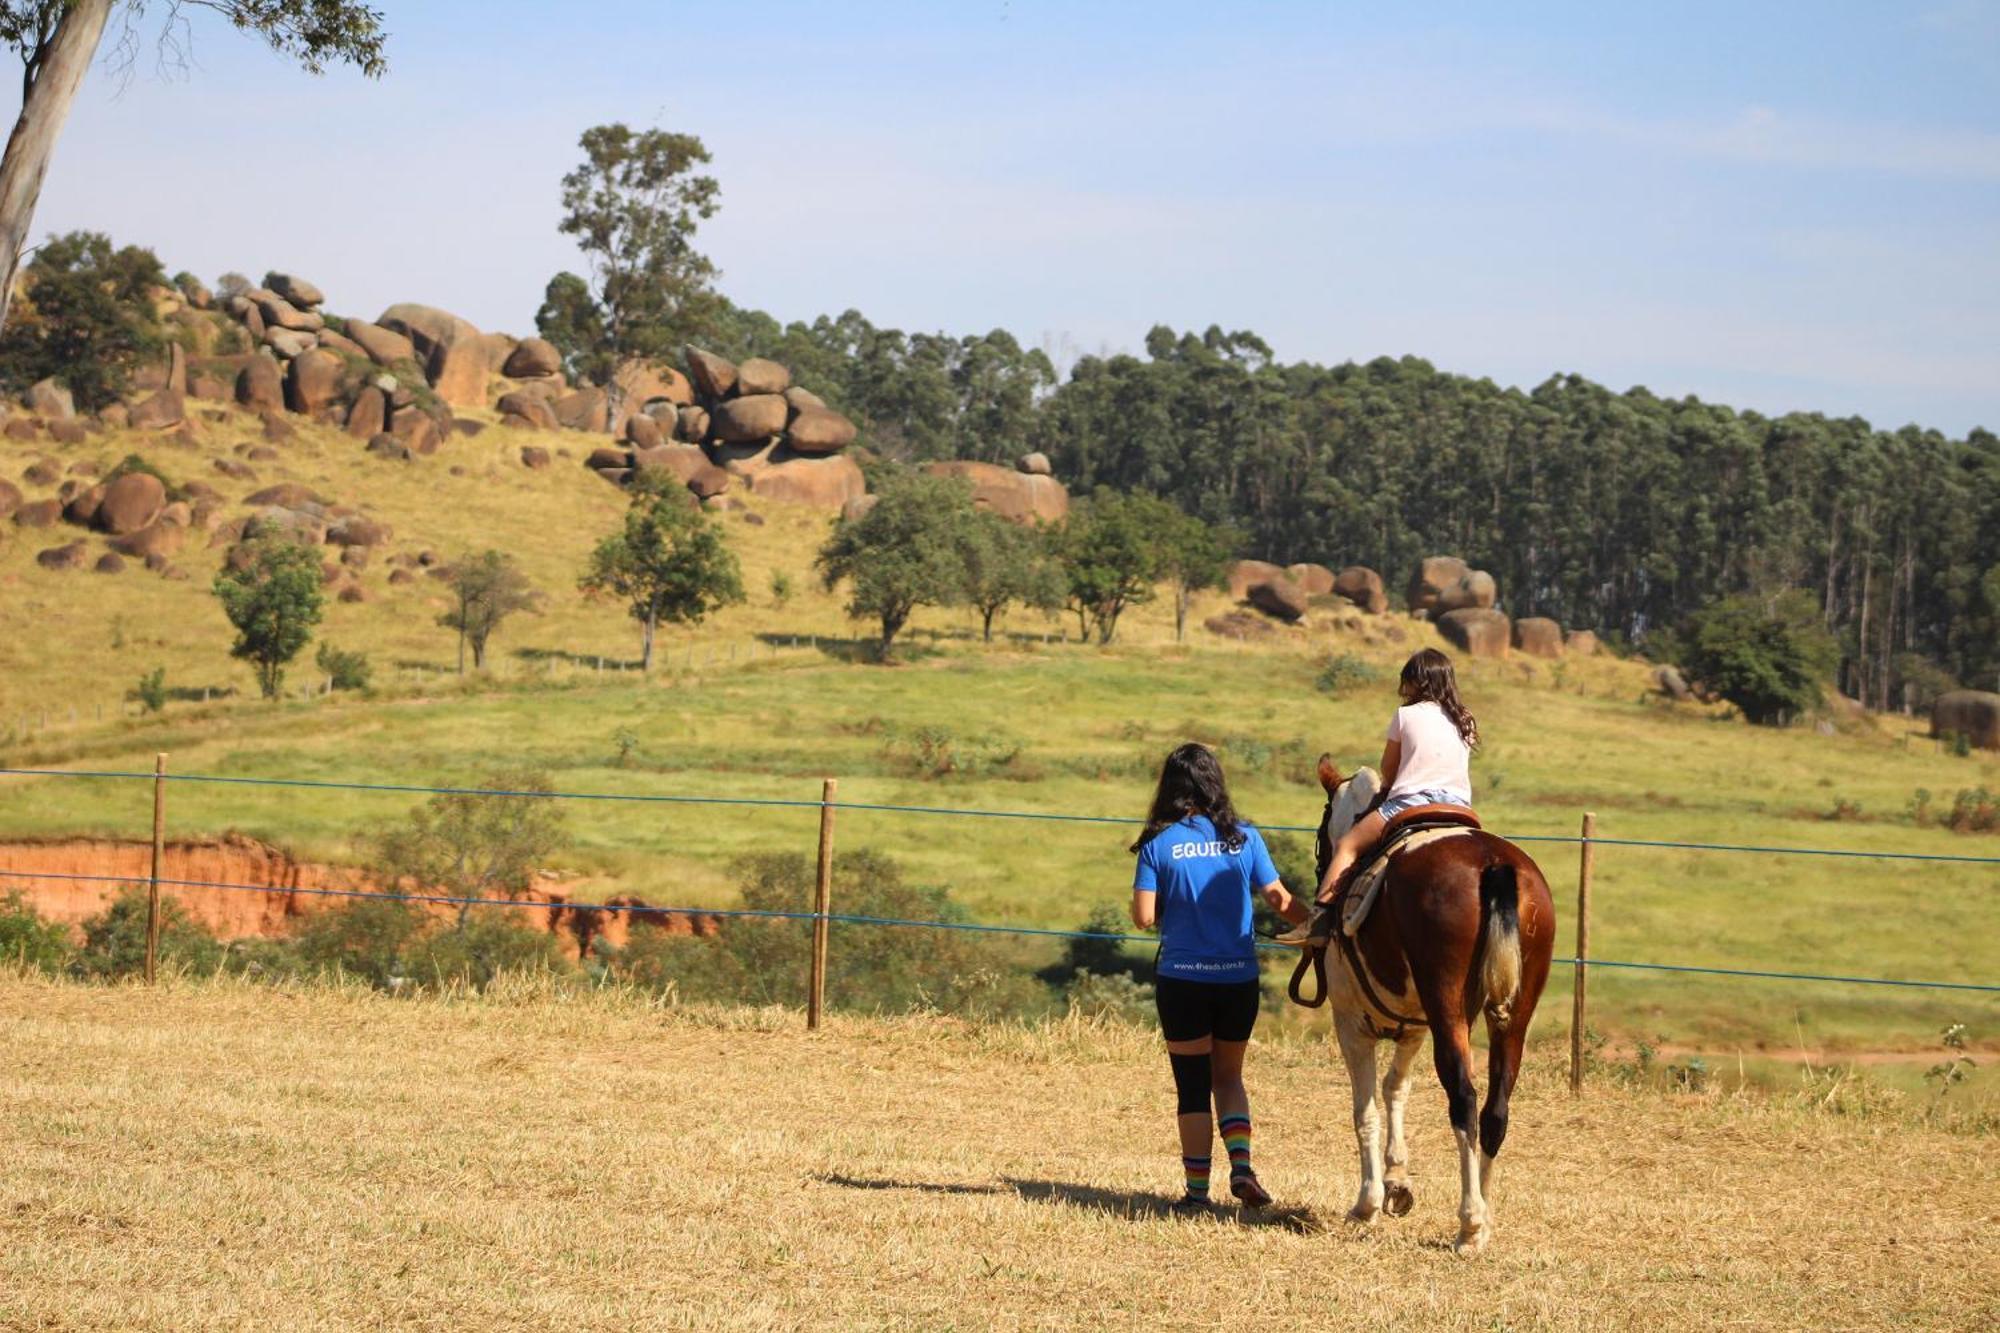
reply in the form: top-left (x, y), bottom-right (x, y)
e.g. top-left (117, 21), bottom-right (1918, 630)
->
top-left (1154, 976), bottom-right (1261, 1043)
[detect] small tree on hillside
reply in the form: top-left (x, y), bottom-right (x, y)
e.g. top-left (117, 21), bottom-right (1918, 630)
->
top-left (213, 539), bottom-right (323, 699)
top-left (439, 550), bottom-right (539, 673)
top-left (0, 230), bottom-right (164, 409)
top-left (0, 2), bottom-right (389, 334)
top-left (1676, 589), bottom-right (1839, 726)
top-left (1118, 492), bottom-right (1233, 643)
top-left (537, 122), bottom-right (721, 416)
top-left (1055, 490), bottom-right (1165, 645)
top-left (816, 470), bottom-right (977, 658)
top-left (579, 476), bottom-right (744, 671)
top-left (373, 770), bottom-right (569, 930)
top-left (959, 509), bottom-right (1064, 642)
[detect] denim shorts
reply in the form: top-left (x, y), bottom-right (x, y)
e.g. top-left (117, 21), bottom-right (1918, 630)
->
top-left (1378, 788), bottom-right (1471, 820)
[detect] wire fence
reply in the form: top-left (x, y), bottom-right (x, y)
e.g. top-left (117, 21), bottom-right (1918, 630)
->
top-left (3, 763), bottom-right (1996, 1000)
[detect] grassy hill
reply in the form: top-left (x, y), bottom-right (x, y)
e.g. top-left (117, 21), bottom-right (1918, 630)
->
top-left (1, 973), bottom-right (1991, 1330)
top-left (1, 404), bottom-right (1996, 1060)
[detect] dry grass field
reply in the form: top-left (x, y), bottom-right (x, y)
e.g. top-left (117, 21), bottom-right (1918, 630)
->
top-left (3, 971), bottom-right (1994, 1331)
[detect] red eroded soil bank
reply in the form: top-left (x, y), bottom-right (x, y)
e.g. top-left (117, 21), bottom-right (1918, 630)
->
top-left (0, 835), bottom-right (720, 957)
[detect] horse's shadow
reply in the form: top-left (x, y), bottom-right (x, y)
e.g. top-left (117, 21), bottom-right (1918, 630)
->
top-left (812, 1173), bottom-right (1324, 1232)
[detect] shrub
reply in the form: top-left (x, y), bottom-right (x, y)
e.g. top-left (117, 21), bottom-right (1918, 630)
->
top-left (0, 231), bottom-right (166, 410)
top-left (131, 666), bottom-right (167, 714)
top-left (611, 726), bottom-right (641, 768)
top-left (315, 641), bottom-right (373, 692)
top-left (1315, 652), bottom-right (1381, 695)
top-left (770, 570), bottom-right (793, 607)
top-left (103, 453), bottom-right (179, 498)
top-left (411, 910), bottom-right (573, 991)
top-left (1675, 590), bottom-right (1838, 726)
top-left (613, 849), bottom-right (1034, 1016)
top-left (0, 892), bottom-right (71, 972)
top-left (215, 272), bottom-right (251, 301)
top-left (1065, 971), bottom-right (1155, 1025)
top-left (1946, 787), bottom-right (1998, 833)
top-left (291, 897), bottom-right (429, 988)
top-left (72, 887), bottom-right (224, 979)
top-left (1038, 903), bottom-right (1147, 988)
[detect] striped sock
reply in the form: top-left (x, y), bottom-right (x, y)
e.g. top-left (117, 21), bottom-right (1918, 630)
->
top-left (1182, 1155), bottom-right (1211, 1199)
top-left (1220, 1114), bottom-right (1252, 1178)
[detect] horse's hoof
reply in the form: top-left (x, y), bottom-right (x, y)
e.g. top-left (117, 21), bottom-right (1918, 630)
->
top-left (1383, 1182), bottom-right (1415, 1217)
top-left (1345, 1203), bottom-right (1380, 1226)
top-left (1452, 1225), bottom-right (1490, 1257)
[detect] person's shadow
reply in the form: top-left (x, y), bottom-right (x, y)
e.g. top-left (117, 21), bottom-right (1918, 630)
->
top-left (813, 1173), bottom-right (1324, 1231)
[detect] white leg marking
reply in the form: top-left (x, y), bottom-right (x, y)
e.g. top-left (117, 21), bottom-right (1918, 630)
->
top-left (1381, 1031), bottom-right (1424, 1215)
top-left (1453, 1127), bottom-right (1490, 1255)
top-left (1335, 1014), bottom-right (1384, 1223)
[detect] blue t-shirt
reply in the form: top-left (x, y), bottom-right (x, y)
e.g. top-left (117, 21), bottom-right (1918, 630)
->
top-left (1132, 815), bottom-right (1279, 984)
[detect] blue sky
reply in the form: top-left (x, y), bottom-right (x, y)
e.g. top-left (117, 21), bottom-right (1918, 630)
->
top-left (15, 1), bottom-right (2000, 433)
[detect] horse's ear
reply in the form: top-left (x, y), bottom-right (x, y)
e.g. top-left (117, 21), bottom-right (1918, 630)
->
top-left (1316, 753), bottom-right (1342, 793)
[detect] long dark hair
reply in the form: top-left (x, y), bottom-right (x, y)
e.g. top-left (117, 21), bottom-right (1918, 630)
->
top-left (1400, 648), bottom-right (1479, 748)
top-left (1132, 742), bottom-right (1245, 853)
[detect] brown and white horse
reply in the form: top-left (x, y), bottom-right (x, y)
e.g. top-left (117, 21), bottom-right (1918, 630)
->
top-left (1302, 758), bottom-right (1556, 1254)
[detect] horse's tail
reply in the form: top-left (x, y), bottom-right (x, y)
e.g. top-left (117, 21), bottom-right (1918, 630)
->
top-left (1477, 862), bottom-right (1522, 1030)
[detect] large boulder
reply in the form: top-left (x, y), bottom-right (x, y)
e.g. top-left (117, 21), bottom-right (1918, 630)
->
top-left (1286, 563), bottom-right (1336, 597)
top-left (1653, 664), bottom-right (1692, 701)
top-left (1437, 607), bottom-right (1510, 659)
top-left (128, 389), bottom-right (185, 430)
top-left (611, 359), bottom-right (694, 431)
top-left (519, 446), bottom-right (550, 470)
top-left (1512, 616), bottom-right (1565, 659)
top-left (263, 273), bottom-right (324, 307)
top-left (631, 444), bottom-right (709, 486)
top-left (496, 390), bottom-right (559, 431)
top-left (428, 338), bottom-right (490, 410)
top-left (502, 337), bottom-right (562, 379)
top-left (388, 407), bottom-right (442, 455)
top-left (785, 385), bottom-right (827, 413)
top-left (1017, 451), bottom-right (1051, 476)
top-left (554, 387), bottom-right (609, 433)
top-left (0, 479), bottom-right (19, 518)
top-left (683, 345), bottom-right (737, 399)
top-left (1933, 690), bottom-right (2000, 750)
top-left (624, 413), bottom-right (664, 449)
top-left (685, 463), bottom-right (731, 499)
top-left (377, 303), bottom-right (479, 369)
top-left (26, 378), bottom-right (74, 419)
top-left (12, 497), bottom-right (59, 527)
top-left (1407, 556), bottom-right (1471, 616)
top-left (1437, 570), bottom-right (1498, 613)
top-left (785, 407), bottom-right (858, 454)
top-left (1333, 566), bottom-right (1388, 614)
top-left (316, 328), bottom-right (368, 361)
top-left (244, 483), bottom-right (325, 508)
top-left (735, 357), bottom-right (791, 396)
top-left (1248, 576), bottom-right (1309, 622)
top-left (345, 320), bottom-right (418, 367)
top-left (95, 473), bottom-right (166, 535)
top-left (712, 393), bottom-right (791, 443)
top-left (748, 452), bottom-right (867, 509)
top-left (675, 405), bottom-right (709, 443)
top-left (256, 293), bottom-right (323, 333)
top-left (110, 520), bottom-right (186, 561)
top-left (235, 356), bottom-right (284, 413)
top-left (61, 484), bottom-right (105, 527)
top-left (36, 540), bottom-right (88, 571)
top-left (345, 386), bottom-right (388, 438)
top-left (285, 349), bottom-right (344, 416)
top-left (263, 326), bottom-right (317, 359)
top-left (1226, 559), bottom-right (1287, 600)
top-left (1565, 629), bottom-right (1601, 657)
top-left (921, 460), bottom-right (1068, 525)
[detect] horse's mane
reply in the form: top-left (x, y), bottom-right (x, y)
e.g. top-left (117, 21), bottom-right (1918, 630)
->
top-left (1315, 766), bottom-right (1382, 877)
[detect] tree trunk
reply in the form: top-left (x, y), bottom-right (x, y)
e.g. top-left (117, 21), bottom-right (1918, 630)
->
top-left (457, 621), bottom-right (466, 675)
top-left (641, 605), bottom-right (657, 671)
top-left (0, 0), bottom-right (114, 335)
top-left (1174, 583), bottom-right (1189, 643)
top-left (981, 605), bottom-right (996, 643)
top-left (471, 633), bottom-right (486, 670)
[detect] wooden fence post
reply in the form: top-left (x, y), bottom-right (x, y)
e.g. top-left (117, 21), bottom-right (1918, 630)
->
top-left (146, 753), bottom-right (166, 985)
top-left (808, 777), bottom-right (837, 1030)
top-left (1570, 811), bottom-right (1596, 1094)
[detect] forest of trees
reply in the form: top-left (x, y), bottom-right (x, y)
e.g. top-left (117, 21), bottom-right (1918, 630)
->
top-left (706, 306), bottom-right (2000, 710)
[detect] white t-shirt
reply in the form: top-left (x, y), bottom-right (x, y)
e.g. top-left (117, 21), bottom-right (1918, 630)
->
top-left (1384, 701), bottom-right (1472, 803)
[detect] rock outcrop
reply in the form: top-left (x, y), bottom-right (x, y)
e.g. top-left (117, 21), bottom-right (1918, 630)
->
top-left (1511, 617), bottom-right (1564, 659)
top-left (1933, 690), bottom-right (2000, 750)
top-left (920, 460), bottom-right (1069, 525)
top-left (1437, 607), bottom-right (1510, 658)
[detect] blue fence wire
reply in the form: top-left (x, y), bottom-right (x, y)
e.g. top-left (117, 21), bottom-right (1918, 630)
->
top-left (6, 766), bottom-right (2000, 865)
top-left (2, 865), bottom-right (1994, 996)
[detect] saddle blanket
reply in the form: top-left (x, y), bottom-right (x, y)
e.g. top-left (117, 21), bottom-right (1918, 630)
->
top-left (1341, 827), bottom-right (1478, 938)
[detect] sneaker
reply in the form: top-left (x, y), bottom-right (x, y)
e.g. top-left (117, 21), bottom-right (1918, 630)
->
top-left (1169, 1193), bottom-right (1214, 1217)
top-left (1230, 1172), bottom-right (1273, 1210)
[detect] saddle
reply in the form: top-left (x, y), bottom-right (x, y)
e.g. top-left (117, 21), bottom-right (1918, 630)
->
top-left (1287, 802), bottom-right (1482, 1018)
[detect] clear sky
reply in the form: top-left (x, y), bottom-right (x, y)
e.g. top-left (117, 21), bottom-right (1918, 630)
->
top-left (14, 1), bottom-right (2000, 434)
